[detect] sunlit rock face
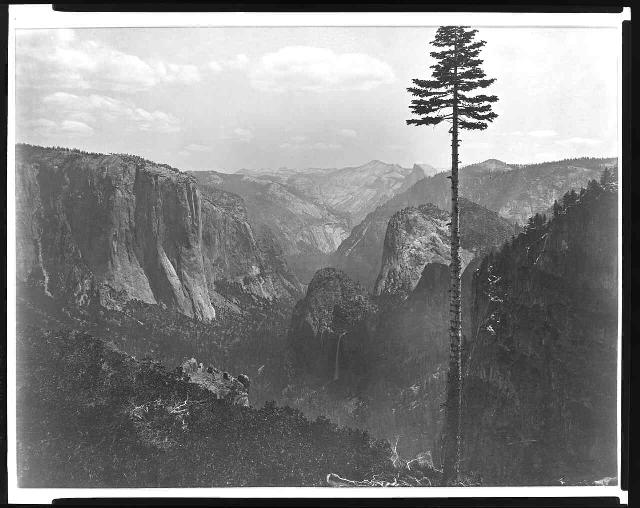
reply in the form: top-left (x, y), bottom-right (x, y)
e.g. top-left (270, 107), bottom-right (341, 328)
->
top-left (373, 204), bottom-right (469, 300)
top-left (462, 180), bottom-right (618, 485)
top-left (338, 197), bottom-right (513, 292)
top-left (16, 144), bottom-right (302, 320)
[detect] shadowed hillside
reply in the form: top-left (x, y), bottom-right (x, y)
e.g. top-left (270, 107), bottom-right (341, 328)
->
top-left (463, 172), bottom-right (618, 485)
top-left (17, 325), bottom-right (394, 487)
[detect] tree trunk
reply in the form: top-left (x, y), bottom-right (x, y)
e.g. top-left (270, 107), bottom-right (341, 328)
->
top-left (443, 34), bottom-right (463, 484)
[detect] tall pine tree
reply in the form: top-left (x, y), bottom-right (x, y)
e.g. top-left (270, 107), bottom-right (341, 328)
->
top-left (406, 26), bottom-right (498, 483)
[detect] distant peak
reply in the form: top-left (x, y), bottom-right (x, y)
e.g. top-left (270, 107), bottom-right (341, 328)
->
top-left (413, 162), bottom-right (439, 177)
top-left (462, 158), bottom-right (512, 175)
top-left (481, 158), bottom-right (508, 166)
top-left (362, 159), bottom-right (388, 167)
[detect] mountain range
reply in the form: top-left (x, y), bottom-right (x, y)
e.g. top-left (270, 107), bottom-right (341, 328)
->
top-left (243, 160), bottom-right (428, 225)
top-left (189, 171), bottom-right (351, 284)
top-left (333, 156), bottom-right (616, 289)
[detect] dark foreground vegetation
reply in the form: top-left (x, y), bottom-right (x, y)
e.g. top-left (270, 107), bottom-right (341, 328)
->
top-left (17, 326), bottom-right (397, 487)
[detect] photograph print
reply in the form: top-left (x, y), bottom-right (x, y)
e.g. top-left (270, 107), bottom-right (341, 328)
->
top-left (8, 6), bottom-right (626, 499)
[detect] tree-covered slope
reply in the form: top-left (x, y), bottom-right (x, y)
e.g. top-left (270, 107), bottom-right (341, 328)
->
top-left (462, 173), bottom-right (618, 485)
top-left (17, 325), bottom-right (393, 487)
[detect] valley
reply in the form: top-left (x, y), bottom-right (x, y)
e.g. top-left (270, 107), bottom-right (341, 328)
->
top-left (14, 143), bottom-right (619, 487)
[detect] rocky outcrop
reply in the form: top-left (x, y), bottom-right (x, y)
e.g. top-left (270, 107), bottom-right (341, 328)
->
top-left (333, 157), bottom-right (616, 288)
top-left (462, 176), bottom-right (618, 484)
top-left (15, 144), bottom-right (302, 320)
top-left (288, 268), bottom-right (377, 383)
top-left (373, 205), bottom-right (453, 299)
top-left (180, 358), bottom-right (249, 406)
top-left (338, 198), bottom-right (513, 292)
top-left (372, 202), bottom-right (501, 299)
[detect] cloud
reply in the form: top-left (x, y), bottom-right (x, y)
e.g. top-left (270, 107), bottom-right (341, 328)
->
top-left (250, 46), bottom-right (395, 92)
top-left (312, 142), bottom-right (341, 150)
top-left (337, 128), bottom-right (357, 139)
top-left (556, 137), bottom-right (600, 146)
top-left (60, 120), bottom-right (95, 136)
top-left (529, 129), bottom-right (558, 138)
top-left (208, 54), bottom-right (249, 73)
top-left (152, 61), bottom-right (201, 85)
top-left (279, 137), bottom-right (341, 151)
top-left (42, 92), bottom-right (180, 133)
top-left (184, 143), bottom-right (212, 152)
top-left (16, 29), bottom-right (201, 93)
top-left (233, 128), bottom-right (254, 142)
top-left (28, 117), bottom-right (94, 137)
top-left (208, 61), bottom-right (223, 72)
top-left (227, 54), bottom-right (249, 70)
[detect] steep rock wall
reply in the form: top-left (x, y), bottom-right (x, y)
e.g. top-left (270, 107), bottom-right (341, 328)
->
top-left (16, 145), bottom-right (301, 320)
top-left (373, 200), bottom-right (513, 299)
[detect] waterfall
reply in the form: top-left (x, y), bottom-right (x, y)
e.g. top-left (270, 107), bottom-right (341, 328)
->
top-left (334, 332), bottom-right (346, 381)
top-left (37, 236), bottom-right (52, 297)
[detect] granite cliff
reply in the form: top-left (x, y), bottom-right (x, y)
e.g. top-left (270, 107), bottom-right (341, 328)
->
top-left (373, 200), bottom-right (512, 299)
top-left (15, 144), bottom-right (302, 321)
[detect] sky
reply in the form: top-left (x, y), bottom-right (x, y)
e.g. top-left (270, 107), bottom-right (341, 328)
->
top-left (14, 26), bottom-right (619, 172)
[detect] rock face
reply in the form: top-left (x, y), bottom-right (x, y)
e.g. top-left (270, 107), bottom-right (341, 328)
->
top-left (15, 144), bottom-right (302, 320)
top-left (203, 160), bottom-right (427, 283)
top-left (190, 171), bottom-right (350, 284)
top-left (413, 163), bottom-right (440, 178)
top-left (462, 177), bottom-right (618, 484)
top-left (338, 198), bottom-right (514, 291)
top-left (333, 157), bottom-right (616, 288)
top-left (372, 201), bottom-right (511, 299)
top-left (288, 268), bottom-right (377, 383)
top-left (373, 204), bottom-right (454, 299)
top-left (180, 358), bottom-right (249, 406)
top-left (364, 202), bottom-right (504, 459)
